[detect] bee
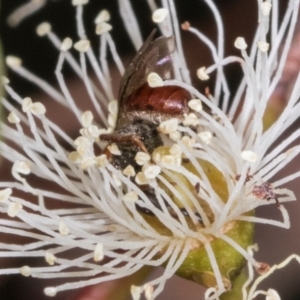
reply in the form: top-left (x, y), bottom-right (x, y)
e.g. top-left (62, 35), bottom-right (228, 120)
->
top-left (100, 30), bottom-right (202, 223)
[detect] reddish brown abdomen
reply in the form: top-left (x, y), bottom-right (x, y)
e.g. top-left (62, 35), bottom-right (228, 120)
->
top-left (124, 83), bottom-right (191, 116)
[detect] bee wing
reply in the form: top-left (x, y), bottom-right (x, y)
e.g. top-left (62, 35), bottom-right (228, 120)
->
top-left (118, 29), bottom-right (175, 112)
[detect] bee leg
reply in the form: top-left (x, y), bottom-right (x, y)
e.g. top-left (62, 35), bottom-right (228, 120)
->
top-left (100, 133), bottom-right (149, 153)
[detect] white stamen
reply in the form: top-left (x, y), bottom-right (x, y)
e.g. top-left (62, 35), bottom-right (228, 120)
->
top-left (8, 111), bottom-right (20, 124)
top-left (20, 266), bottom-right (31, 277)
top-left (135, 152), bottom-right (151, 166)
top-left (94, 243), bottom-right (104, 262)
top-left (95, 10), bottom-right (111, 24)
top-left (197, 67), bottom-right (210, 81)
top-left (59, 221), bottom-right (69, 236)
top-left (0, 188), bottom-right (12, 202)
top-left (96, 22), bottom-right (112, 35)
top-left (152, 8), bottom-right (169, 23)
top-left (36, 22), bottom-right (51, 36)
top-left (8, 203), bottom-right (23, 218)
top-left (147, 72), bottom-right (164, 87)
top-left (241, 150), bottom-right (257, 163)
top-left (74, 39), bottom-right (90, 52)
top-left (188, 99), bottom-right (203, 112)
top-left (107, 144), bottom-right (121, 156)
top-left (45, 252), bottom-right (57, 266)
top-left (123, 191), bottom-right (139, 203)
top-left (234, 37), bottom-right (248, 50)
top-left (61, 37), bottom-right (73, 51)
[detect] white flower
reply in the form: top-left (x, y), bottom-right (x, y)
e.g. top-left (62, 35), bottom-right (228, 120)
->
top-left (1, 0), bottom-right (300, 299)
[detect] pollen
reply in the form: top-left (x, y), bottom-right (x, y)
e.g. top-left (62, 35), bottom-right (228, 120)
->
top-left (143, 164), bottom-right (161, 179)
top-left (31, 102), bottom-right (46, 115)
top-left (13, 161), bottom-right (31, 175)
top-left (74, 39), bottom-right (91, 52)
top-left (68, 151), bottom-right (82, 163)
top-left (7, 111), bottom-right (20, 124)
top-left (95, 9), bottom-right (111, 24)
top-left (266, 289), bottom-right (280, 300)
top-left (36, 22), bottom-right (51, 37)
top-left (94, 243), bottom-right (104, 262)
top-left (81, 111), bottom-right (94, 128)
top-left (123, 165), bottom-right (136, 177)
top-left (261, 1), bottom-right (272, 16)
top-left (61, 37), bottom-right (73, 52)
top-left (108, 100), bottom-right (118, 115)
top-left (147, 72), bottom-right (164, 87)
top-left (44, 287), bottom-right (57, 297)
top-left (96, 22), bottom-right (113, 35)
top-left (0, 188), bottom-right (12, 202)
top-left (1, 76), bottom-right (9, 85)
top-left (197, 67), bottom-right (210, 81)
top-left (108, 144), bottom-right (121, 156)
top-left (123, 191), bottom-right (139, 203)
top-left (95, 154), bottom-right (108, 168)
top-left (131, 285), bottom-right (143, 300)
top-left (158, 118), bottom-right (179, 134)
top-left (198, 131), bottom-right (213, 144)
top-left (80, 157), bottom-right (95, 170)
top-left (241, 150), bottom-right (258, 163)
top-left (20, 266), bottom-right (31, 277)
top-left (22, 97), bottom-right (32, 112)
top-left (8, 202), bottom-right (23, 218)
top-left (6, 55), bottom-right (22, 69)
top-left (234, 37), bottom-right (248, 50)
top-left (59, 221), bottom-right (69, 236)
top-left (72, 0), bottom-right (89, 6)
top-left (183, 113), bottom-right (199, 126)
top-left (188, 99), bottom-right (203, 112)
top-left (45, 252), bottom-right (57, 266)
top-left (135, 152), bottom-right (151, 165)
top-left (135, 172), bottom-right (149, 185)
top-left (152, 8), bottom-right (169, 23)
top-left (257, 41), bottom-right (270, 52)
top-left (144, 283), bottom-right (154, 300)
